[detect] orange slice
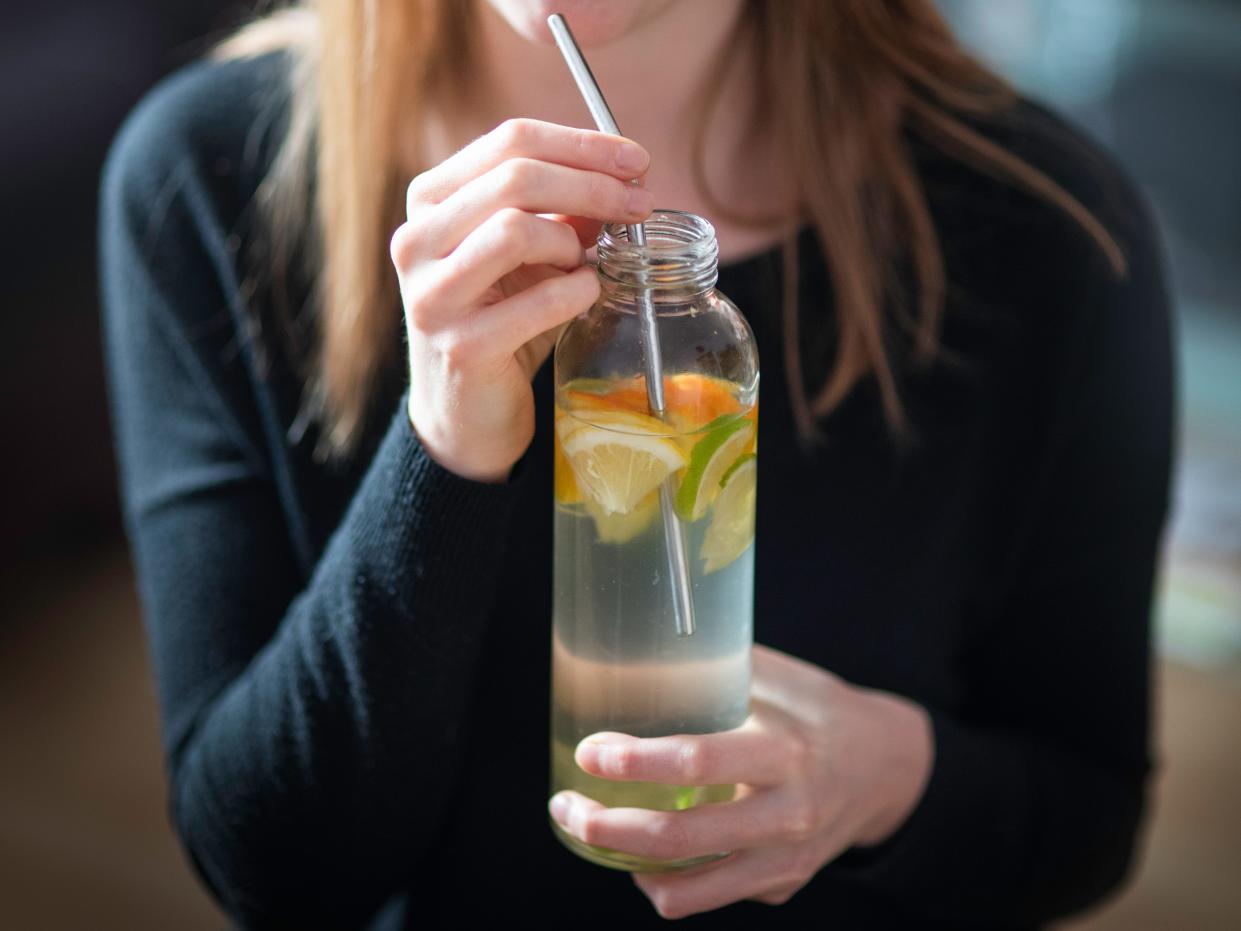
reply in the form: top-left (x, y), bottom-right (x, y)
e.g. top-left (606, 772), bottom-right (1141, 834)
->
top-left (553, 409), bottom-right (583, 505)
top-left (562, 373), bottom-right (746, 432)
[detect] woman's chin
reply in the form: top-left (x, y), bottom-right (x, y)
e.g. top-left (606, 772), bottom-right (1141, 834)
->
top-left (485, 0), bottom-right (654, 48)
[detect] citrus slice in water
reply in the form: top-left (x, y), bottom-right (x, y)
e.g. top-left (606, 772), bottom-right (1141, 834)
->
top-left (585, 487), bottom-right (660, 543)
top-left (595, 372), bottom-right (743, 431)
top-left (562, 376), bottom-right (618, 396)
top-left (742, 405), bottom-right (758, 456)
top-left (664, 372), bottom-right (744, 433)
top-left (674, 416), bottom-right (756, 521)
top-left (553, 412), bottom-right (583, 505)
top-left (557, 407), bottom-right (677, 443)
top-left (565, 372), bottom-right (744, 420)
top-left (562, 425), bottom-right (687, 515)
top-left (700, 452), bottom-right (757, 574)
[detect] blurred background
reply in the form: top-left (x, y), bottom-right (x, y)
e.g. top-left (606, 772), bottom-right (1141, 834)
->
top-left (1, 1), bottom-right (1237, 928)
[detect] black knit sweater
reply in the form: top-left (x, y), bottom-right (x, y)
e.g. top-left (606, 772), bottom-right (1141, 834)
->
top-left (99, 51), bottom-right (1174, 930)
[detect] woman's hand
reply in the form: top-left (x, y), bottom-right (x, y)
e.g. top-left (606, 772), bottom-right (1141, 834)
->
top-left (390, 117), bottom-right (653, 483)
top-left (547, 642), bottom-right (935, 919)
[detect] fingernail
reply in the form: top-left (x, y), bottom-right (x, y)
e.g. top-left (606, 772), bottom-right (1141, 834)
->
top-left (627, 185), bottom-right (655, 215)
top-left (575, 741), bottom-right (601, 771)
top-left (549, 793), bottom-right (570, 824)
top-left (616, 142), bottom-right (649, 173)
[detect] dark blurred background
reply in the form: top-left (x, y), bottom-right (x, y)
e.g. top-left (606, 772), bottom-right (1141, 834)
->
top-left (1, 1), bottom-right (1238, 928)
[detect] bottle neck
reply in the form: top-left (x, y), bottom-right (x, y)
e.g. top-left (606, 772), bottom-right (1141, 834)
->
top-left (596, 210), bottom-right (719, 302)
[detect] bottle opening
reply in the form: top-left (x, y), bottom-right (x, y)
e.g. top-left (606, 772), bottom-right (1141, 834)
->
top-left (597, 209), bottom-right (719, 296)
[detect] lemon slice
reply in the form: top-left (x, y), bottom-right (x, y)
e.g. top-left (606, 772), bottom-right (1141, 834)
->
top-left (700, 453), bottom-right (757, 573)
top-left (585, 488), bottom-right (660, 543)
top-left (556, 408), bottom-right (677, 449)
top-left (562, 425), bottom-right (687, 515)
top-left (563, 376), bottom-right (618, 395)
top-left (674, 417), bottom-right (756, 521)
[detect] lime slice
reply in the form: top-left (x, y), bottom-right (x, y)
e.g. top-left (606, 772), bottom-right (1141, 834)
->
top-left (674, 417), bottom-right (756, 521)
top-left (585, 488), bottom-right (660, 543)
top-left (719, 450), bottom-right (755, 487)
top-left (562, 425), bottom-right (687, 515)
top-left (700, 453), bottom-right (756, 574)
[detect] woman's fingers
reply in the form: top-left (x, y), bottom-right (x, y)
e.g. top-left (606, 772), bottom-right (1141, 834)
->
top-left (631, 845), bottom-right (810, 919)
top-left (542, 168), bottom-right (647, 248)
top-left (406, 117), bottom-right (649, 213)
top-left (407, 210), bottom-right (587, 319)
top-left (393, 116), bottom-right (650, 482)
top-left (574, 713), bottom-right (804, 789)
top-left (458, 265), bottom-right (601, 359)
top-left (550, 784), bottom-right (806, 865)
top-left (540, 212), bottom-right (608, 249)
top-left (421, 158), bottom-right (653, 257)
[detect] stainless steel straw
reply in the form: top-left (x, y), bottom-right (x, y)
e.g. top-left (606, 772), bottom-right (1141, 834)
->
top-left (547, 12), bottom-right (697, 638)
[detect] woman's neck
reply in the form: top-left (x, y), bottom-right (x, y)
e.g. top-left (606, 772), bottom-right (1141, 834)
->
top-left (413, 0), bottom-right (793, 263)
top-left (466, 0), bottom-right (747, 149)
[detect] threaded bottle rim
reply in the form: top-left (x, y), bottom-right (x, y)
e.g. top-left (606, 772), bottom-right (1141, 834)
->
top-left (596, 209), bottom-right (719, 295)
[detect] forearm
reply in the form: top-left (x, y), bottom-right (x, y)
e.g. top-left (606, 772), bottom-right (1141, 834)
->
top-left (828, 187), bottom-right (1172, 926)
top-left (161, 401), bottom-right (531, 926)
top-left (828, 704), bottom-right (1149, 927)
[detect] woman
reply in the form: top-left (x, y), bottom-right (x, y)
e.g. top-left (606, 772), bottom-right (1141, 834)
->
top-left (99, 0), bottom-right (1174, 927)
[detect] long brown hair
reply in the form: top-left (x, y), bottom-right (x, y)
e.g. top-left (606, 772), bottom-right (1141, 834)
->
top-left (217, 0), bottom-right (1125, 460)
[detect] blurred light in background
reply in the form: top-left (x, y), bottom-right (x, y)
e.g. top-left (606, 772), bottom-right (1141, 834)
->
top-left (941, 0), bottom-right (1241, 667)
top-left (0, 3), bottom-right (1236, 929)
top-left (940, 7), bottom-right (1241, 929)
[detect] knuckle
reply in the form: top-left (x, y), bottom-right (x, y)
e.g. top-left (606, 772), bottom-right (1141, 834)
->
top-left (678, 740), bottom-right (711, 784)
top-left (498, 156), bottom-right (540, 199)
top-left (575, 811), bottom-right (603, 847)
top-left (492, 207), bottom-right (531, 249)
top-left (406, 172), bottom-right (434, 213)
top-left (405, 175), bottom-right (421, 212)
top-left (781, 793), bottom-right (818, 843)
top-left (589, 170), bottom-right (621, 211)
top-left (651, 815), bottom-right (693, 860)
top-left (609, 742), bottom-right (639, 778)
top-left (652, 892), bottom-right (686, 921)
top-left (757, 885), bottom-right (797, 906)
top-left (497, 116), bottom-right (534, 150)
top-left (784, 735), bottom-right (812, 779)
top-left (389, 223), bottom-right (418, 270)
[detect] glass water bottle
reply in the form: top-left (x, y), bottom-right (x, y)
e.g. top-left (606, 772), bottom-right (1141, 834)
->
top-left (549, 209), bottom-right (759, 872)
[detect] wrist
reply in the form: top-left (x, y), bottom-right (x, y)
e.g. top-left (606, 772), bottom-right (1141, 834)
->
top-left (406, 402), bottom-right (513, 484)
top-left (855, 690), bottom-right (935, 847)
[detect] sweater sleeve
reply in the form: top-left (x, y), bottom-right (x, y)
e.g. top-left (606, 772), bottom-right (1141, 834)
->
top-left (99, 66), bottom-right (533, 929)
top-left (825, 181), bottom-right (1175, 925)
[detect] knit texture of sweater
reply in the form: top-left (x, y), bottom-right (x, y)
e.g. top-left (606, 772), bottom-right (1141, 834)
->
top-left (99, 50), bottom-right (1174, 930)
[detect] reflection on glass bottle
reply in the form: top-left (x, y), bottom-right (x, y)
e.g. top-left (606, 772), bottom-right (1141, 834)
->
top-left (549, 210), bottom-right (759, 872)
